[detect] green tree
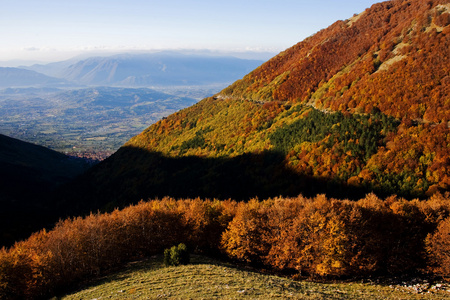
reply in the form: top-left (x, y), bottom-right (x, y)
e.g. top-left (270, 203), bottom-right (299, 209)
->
top-left (164, 243), bottom-right (190, 266)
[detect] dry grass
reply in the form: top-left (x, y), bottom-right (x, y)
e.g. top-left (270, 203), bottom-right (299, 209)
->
top-left (56, 255), bottom-right (450, 299)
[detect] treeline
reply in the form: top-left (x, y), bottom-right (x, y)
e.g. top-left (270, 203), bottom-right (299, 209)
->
top-left (1, 194), bottom-right (450, 299)
top-left (0, 199), bottom-right (236, 299)
top-left (223, 193), bottom-right (450, 277)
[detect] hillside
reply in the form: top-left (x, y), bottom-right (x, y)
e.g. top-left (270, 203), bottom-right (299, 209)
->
top-left (60, 255), bottom-right (449, 299)
top-left (221, 1), bottom-right (450, 122)
top-left (3, 1), bottom-right (450, 298)
top-left (0, 134), bottom-right (90, 246)
top-left (58, 0), bottom-right (450, 213)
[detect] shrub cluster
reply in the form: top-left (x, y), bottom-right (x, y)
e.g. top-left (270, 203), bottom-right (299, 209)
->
top-left (221, 194), bottom-right (450, 277)
top-left (164, 243), bottom-right (190, 266)
top-left (0, 194), bottom-right (450, 299)
top-left (0, 198), bottom-right (236, 299)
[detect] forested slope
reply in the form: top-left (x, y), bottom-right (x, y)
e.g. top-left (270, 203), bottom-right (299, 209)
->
top-left (58, 0), bottom-right (450, 213)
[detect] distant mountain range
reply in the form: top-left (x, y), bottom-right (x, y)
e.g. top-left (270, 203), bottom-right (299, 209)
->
top-left (0, 67), bottom-right (68, 88)
top-left (0, 51), bottom-right (263, 153)
top-left (20, 52), bottom-right (264, 87)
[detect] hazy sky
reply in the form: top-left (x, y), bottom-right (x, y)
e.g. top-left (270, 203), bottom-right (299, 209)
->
top-left (0, 0), bottom-right (382, 64)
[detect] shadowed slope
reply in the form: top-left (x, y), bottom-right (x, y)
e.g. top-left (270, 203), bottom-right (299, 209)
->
top-left (59, 146), bottom-right (373, 215)
top-left (0, 134), bottom-right (90, 246)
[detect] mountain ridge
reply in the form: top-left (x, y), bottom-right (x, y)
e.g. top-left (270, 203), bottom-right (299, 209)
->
top-left (220, 1), bottom-right (450, 122)
top-left (23, 52), bottom-right (265, 87)
top-left (56, 0), bottom-right (450, 213)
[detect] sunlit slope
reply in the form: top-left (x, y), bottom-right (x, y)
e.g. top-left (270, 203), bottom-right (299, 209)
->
top-left (64, 0), bottom-right (450, 212)
top-left (221, 1), bottom-right (450, 122)
top-left (60, 255), bottom-right (449, 300)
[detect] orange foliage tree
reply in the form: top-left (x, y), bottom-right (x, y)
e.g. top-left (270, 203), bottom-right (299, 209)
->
top-left (2, 193), bottom-right (450, 299)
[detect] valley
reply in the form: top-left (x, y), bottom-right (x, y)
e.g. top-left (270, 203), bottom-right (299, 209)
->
top-left (0, 86), bottom-right (205, 159)
top-left (0, 52), bottom-right (263, 159)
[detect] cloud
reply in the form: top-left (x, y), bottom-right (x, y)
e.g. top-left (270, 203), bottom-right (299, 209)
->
top-left (23, 47), bottom-right (41, 52)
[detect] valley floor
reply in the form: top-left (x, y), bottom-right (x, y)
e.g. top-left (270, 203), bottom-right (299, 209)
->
top-left (58, 255), bottom-right (450, 300)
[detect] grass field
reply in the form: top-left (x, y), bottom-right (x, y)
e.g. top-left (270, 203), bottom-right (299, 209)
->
top-left (57, 255), bottom-right (450, 299)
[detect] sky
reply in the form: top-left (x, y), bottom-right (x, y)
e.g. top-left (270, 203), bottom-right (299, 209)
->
top-left (0, 0), bottom-right (382, 65)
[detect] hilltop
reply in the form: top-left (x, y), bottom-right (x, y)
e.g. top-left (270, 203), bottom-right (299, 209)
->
top-left (3, 195), bottom-right (450, 299)
top-left (59, 0), bottom-right (450, 213)
top-left (60, 255), bottom-right (450, 299)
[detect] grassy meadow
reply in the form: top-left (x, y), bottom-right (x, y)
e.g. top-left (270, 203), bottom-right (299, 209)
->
top-left (58, 255), bottom-right (450, 300)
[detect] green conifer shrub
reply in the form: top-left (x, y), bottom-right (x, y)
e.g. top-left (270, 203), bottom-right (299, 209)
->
top-left (164, 243), bottom-right (190, 266)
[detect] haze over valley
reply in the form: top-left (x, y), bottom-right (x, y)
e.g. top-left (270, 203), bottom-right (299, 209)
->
top-left (0, 52), bottom-right (263, 158)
